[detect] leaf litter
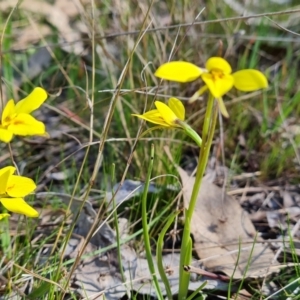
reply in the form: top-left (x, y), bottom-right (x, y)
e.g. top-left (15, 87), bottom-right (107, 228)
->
top-left (13, 171), bottom-right (299, 299)
top-left (23, 191), bottom-right (229, 299)
top-left (1, 1), bottom-right (300, 299)
top-left (4, 156), bottom-right (300, 299)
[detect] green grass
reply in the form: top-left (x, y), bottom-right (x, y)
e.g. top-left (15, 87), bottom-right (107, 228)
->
top-left (1, 0), bottom-right (300, 299)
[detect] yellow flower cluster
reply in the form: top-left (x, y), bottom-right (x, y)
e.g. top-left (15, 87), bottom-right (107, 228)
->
top-left (0, 58), bottom-right (268, 221)
top-left (0, 87), bottom-right (48, 220)
top-left (134, 56), bottom-right (268, 121)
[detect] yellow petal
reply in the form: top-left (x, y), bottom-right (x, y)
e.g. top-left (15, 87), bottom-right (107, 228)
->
top-left (7, 113), bottom-right (45, 136)
top-left (132, 110), bottom-right (169, 127)
top-left (155, 101), bottom-right (178, 126)
top-left (232, 69), bottom-right (268, 92)
top-left (0, 213), bottom-right (10, 220)
top-left (168, 97), bottom-right (185, 121)
top-left (0, 128), bottom-right (14, 143)
top-left (155, 61), bottom-right (203, 82)
top-left (0, 198), bottom-right (39, 217)
top-left (7, 175), bottom-right (36, 197)
top-left (217, 98), bottom-right (229, 118)
top-left (0, 167), bottom-right (14, 194)
top-left (201, 73), bottom-right (234, 98)
top-left (15, 87), bottom-right (47, 114)
top-left (1, 99), bottom-right (16, 126)
top-left (205, 57), bottom-right (232, 74)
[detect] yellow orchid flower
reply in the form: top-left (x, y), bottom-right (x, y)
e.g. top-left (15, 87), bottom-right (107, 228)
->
top-left (132, 97), bottom-right (185, 128)
top-left (0, 87), bottom-right (48, 143)
top-left (155, 57), bottom-right (268, 117)
top-left (132, 97), bottom-right (202, 147)
top-left (0, 166), bottom-right (38, 218)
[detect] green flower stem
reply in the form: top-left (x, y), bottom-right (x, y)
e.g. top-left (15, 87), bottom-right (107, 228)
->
top-left (111, 163), bottom-right (129, 296)
top-left (157, 211), bottom-right (180, 300)
top-left (180, 122), bottom-right (202, 148)
top-left (202, 92), bottom-right (215, 144)
top-left (142, 144), bottom-right (164, 299)
top-left (178, 93), bottom-right (218, 299)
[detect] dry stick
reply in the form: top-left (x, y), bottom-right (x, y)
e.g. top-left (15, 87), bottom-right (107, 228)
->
top-left (49, 4), bottom-right (97, 278)
top-left (51, 77), bottom-right (95, 258)
top-left (183, 265), bottom-right (230, 282)
top-left (35, 137), bottom-right (196, 188)
top-left (63, 2), bottom-right (156, 290)
top-left (170, 7), bottom-right (206, 59)
top-left (266, 16), bottom-right (300, 37)
top-left (90, 26), bottom-right (169, 238)
top-left (95, 8), bottom-right (300, 41)
top-left (1, 8), bottom-right (299, 57)
top-left (91, 37), bottom-right (155, 236)
top-left (58, 1), bottom-right (102, 296)
top-left (13, 262), bottom-right (67, 293)
top-left (55, 1), bottom-right (99, 296)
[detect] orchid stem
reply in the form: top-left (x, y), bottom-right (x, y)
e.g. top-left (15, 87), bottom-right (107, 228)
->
top-left (178, 92), bottom-right (218, 299)
top-left (142, 144), bottom-right (164, 299)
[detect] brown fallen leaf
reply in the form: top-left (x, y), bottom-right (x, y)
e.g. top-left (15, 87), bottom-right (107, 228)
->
top-left (0, 0), bottom-right (84, 54)
top-left (177, 166), bottom-right (275, 278)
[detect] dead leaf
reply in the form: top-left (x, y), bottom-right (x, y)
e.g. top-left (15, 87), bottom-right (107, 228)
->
top-left (0, 0), bottom-right (84, 54)
top-left (65, 237), bottom-right (134, 299)
top-left (177, 166), bottom-right (275, 278)
top-left (282, 190), bottom-right (295, 208)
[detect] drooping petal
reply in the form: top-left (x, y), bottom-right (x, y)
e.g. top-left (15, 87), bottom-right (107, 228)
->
top-left (0, 213), bottom-right (10, 220)
top-left (205, 57), bottom-right (232, 74)
top-left (155, 101), bottom-right (178, 126)
top-left (201, 73), bottom-right (234, 98)
top-left (188, 86), bottom-right (208, 103)
top-left (7, 175), bottom-right (36, 197)
top-left (155, 61), bottom-right (203, 83)
top-left (1, 99), bottom-right (16, 126)
top-left (232, 69), bottom-right (268, 92)
top-left (168, 98), bottom-right (185, 121)
top-left (0, 198), bottom-right (39, 217)
top-left (132, 110), bottom-right (169, 127)
top-left (15, 87), bottom-right (47, 114)
top-left (0, 128), bottom-right (14, 143)
top-left (7, 113), bottom-right (45, 136)
top-left (216, 98), bottom-right (229, 118)
top-left (0, 167), bottom-right (14, 194)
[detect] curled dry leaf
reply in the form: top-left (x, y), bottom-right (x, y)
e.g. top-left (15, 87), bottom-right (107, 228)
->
top-left (177, 166), bottom-right (275, 278)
